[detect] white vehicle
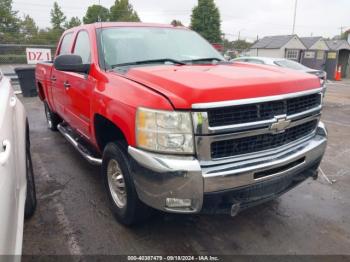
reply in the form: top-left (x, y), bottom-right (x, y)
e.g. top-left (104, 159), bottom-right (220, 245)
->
top-left (0, 70), bottom-right (36, 255)
top-left (232, 57), bottom-right (327, 88)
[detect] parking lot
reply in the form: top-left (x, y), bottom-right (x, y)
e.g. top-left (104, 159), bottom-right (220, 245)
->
top-left (20, 81), bottom-right (350, 255)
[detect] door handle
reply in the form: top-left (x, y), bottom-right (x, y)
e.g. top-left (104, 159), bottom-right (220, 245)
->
top-left (51, 76), bottom-right (57, 82)
top-left (64, 81), bottom-right (71, 90)
top-left (0, 140), bottom-right (11, 166)
top-left (9, 96), bottom-right (16, 108)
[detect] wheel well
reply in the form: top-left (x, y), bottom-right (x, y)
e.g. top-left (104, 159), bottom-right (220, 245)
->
top-left (36, 82), bottom-right (45, 101)
top-left (94, 114), bottom-right (127, 151)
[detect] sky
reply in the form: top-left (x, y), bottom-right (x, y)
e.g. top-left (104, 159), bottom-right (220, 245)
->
top-left (12, 0), bottom-right (349, 42)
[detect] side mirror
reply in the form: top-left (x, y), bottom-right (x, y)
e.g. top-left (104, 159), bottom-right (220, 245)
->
top-left (54, 54), bottom-right (90, 74)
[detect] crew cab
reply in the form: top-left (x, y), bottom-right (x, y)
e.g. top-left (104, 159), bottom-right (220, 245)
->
top-left (35, 23), bottom-right (327, 225)
top-left (0, 71), bottom-right (36, 254)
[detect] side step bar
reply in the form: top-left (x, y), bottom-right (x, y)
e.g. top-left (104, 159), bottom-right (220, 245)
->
top-left (57, 123), bottom-right (102, 166)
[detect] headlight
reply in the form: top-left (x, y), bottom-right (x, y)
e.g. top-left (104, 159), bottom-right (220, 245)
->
top-left (317, 72), bottom-right (327, 87)
top-left (136, 107), bottom-right (194, 154)
top-left (319, 76), bottom-right (326, 87)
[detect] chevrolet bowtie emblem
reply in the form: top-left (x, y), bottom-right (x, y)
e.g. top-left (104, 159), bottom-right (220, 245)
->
top-left (270, 116), bottom-right (291, 133)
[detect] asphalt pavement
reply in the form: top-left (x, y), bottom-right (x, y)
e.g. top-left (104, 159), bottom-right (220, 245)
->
top-left (20, 81), bottom-right (350, 256)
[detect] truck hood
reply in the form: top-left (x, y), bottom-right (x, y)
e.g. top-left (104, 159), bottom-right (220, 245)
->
top-left (120, 63), bottom-right (321, 109)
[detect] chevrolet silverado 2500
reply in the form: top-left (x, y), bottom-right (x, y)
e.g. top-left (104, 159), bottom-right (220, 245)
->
top-left (35, 23), bottom-right (327, 225)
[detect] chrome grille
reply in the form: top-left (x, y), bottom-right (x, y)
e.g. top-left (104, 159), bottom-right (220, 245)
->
top-left (287, 94), bottom-right (321, 115)
top-left (210, 120), bottom-right (318, 159)
top-left (207, 93), bottom-right (321, 127)
top-left (192, 89), bottom-right (323, 162)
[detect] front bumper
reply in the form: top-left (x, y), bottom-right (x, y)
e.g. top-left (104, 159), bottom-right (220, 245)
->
top-left (128, 122), bottom-right (327, 214)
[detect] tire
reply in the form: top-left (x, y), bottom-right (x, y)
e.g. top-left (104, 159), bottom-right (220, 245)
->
top-left (44, 102), bottom-right (61, 131)
top-left (102, 142), bottom-right (151, 225)
top-left (24, 122), bottom-right (37, 219)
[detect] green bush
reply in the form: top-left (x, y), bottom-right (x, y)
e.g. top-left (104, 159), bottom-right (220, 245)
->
top-left (0, 54), bottom-right (27, 64)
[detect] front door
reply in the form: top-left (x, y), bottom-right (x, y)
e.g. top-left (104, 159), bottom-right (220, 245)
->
top-left (0, 79), bottom-right (18, 254)
top-left (64, 30), bottom-right (94, 139)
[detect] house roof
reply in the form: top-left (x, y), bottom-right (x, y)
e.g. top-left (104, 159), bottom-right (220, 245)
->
top-left (300, 36), bottom-right (323, 49)
top-left (325, 40), bottom-right (350, 51)
top-left (251, 35), bottom-right (296, 49)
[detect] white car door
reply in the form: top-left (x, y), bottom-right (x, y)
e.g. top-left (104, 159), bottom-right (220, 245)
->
top-left (0, 76), bottom-right (22, 255)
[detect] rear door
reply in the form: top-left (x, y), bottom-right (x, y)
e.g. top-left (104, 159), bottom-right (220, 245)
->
top-left (64, 30), bottom-right (95, 138)
top-left (51, 32), bottom-right (74, 120)
top-left (0, 78), bottom-right (19, 254)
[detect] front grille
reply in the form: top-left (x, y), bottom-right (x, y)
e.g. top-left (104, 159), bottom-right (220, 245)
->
top-left (207, 93), bottom-right (321, 127)
top-left (211, 120), bottom-right (318, 159)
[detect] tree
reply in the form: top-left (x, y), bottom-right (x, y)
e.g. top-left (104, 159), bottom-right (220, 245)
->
top-left (65, 16), bottom-right (81, 29)
top-left (232, 39), bottom-right (252, 51)
top-left (109, 0), bottom-right (140, 22)
top-left (83, 5), bottom-right (110, 24)
top-left (50, 1), bottom-right (66, 31)
top-left (20, 15), bottom-right (38, 40)
top-left (0, 0), bottom-right (20, 41)
top-left (30, 28), bottom-right (61, 45)
top-left (170, 20), bottom-right (183, 27)
top-left (190, 0), bottom-right (222, 43)
top-left (222, 38), bottom-right (234, 50)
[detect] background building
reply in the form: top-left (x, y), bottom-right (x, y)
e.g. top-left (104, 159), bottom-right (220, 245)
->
top-left (248, 34), bottom-right (350, 79)
top-left (247, 35), bottom-right (306, 61)
top-left (324, 39), bottom-right (350, 79)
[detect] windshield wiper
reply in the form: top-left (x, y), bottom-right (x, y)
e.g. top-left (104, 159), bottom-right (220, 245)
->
top-left (112, 58), bottom-right (186, 68)
top-left (182, 57), bottom-right (226, 64)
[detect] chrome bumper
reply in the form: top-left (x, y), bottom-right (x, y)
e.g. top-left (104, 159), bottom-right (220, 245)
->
top-left (128, 122), bottom-right (327, 214)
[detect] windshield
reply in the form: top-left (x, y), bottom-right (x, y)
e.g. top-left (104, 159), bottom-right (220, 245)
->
top-left (274, 59), bottom-right (310, 70)
top-left (98, 27), bottom-right (224, 68)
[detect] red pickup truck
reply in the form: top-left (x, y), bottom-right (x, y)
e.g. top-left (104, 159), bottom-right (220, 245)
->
top-left (36, 22), bottom-right (327, 225)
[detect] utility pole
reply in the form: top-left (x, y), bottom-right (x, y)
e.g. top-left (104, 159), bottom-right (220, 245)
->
top-left (339, 26), bottom-right (346, 37)
top-left (98, 0), bottom-right (101, 22)
top-left (238, 29), bottom-right (245, 41)
top-left (292, 0), bottom-right (298, 34)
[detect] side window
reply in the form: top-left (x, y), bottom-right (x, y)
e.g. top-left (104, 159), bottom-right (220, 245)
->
top-left (58, 33), bottom-right (73, 55)
top-left (73, 31), bottom-right (91, 64)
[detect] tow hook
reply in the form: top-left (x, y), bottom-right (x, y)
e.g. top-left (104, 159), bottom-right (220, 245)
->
top-left (230, 203), bottom-right (241, 217)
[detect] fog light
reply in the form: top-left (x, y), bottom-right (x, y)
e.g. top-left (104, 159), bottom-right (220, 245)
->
top-left (166, 198), bottom-right (192, 208)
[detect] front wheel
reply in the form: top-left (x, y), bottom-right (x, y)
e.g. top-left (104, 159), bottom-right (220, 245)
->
top-left (102, 142), bottom-right (151, 225)
top-left (44, 102), bottom-right (61, 131)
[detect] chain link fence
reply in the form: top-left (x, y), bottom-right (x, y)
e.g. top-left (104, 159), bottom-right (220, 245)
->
top-left (0, 44), bottom-right (55, 64)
